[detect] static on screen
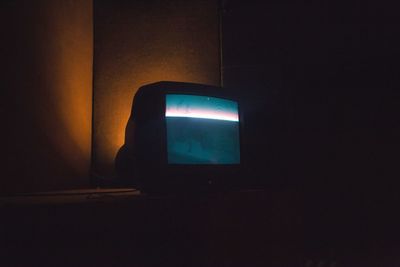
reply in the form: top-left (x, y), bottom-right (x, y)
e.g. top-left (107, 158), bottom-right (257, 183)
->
top-left (166, 94), bottom-right (240, 164)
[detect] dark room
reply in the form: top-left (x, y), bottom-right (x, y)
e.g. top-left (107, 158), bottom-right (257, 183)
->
top-left (1, 0), bottom-right (399, 266)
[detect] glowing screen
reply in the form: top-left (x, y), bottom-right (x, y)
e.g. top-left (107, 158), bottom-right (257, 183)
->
top-left (166, 94), bottom-right (240, 164)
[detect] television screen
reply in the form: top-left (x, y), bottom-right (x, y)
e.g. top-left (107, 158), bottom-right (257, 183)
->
top-left (165, 94), bottom-right (240, 164)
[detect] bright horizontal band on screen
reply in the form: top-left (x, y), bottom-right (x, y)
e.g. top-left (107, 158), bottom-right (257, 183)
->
top-left (165, 110), bottom-right (239, 122)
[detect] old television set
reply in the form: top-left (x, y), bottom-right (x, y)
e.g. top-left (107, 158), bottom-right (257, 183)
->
top-left (115, 81), bottom-right (244, 193)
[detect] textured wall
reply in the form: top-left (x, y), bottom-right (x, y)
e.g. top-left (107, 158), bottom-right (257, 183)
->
top-left (221, 0), bottom-right (400, 184)
top-left (92, 0), bottom-right (220, 177)
top-left (221, 0), bottom-right (400, 262)
top-left (0, 0), bottom-right (93, 193)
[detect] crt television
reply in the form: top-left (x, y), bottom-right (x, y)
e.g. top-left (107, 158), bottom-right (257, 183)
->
top-left (115, 81), bottom-right (244, 193)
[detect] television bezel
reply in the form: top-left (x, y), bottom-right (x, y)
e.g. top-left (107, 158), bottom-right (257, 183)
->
top-left (122, 81), bottom-right (245, 193)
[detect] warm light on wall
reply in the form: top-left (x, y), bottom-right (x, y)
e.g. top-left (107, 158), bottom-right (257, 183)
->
top-left (94, 65), bottom-right (217, 175)
top-left (38, 0), bottom-right (93, 184)
top-left (92, 0), bottom-right (220, 177)
top-left (1, 0), bottom-right (93, 193)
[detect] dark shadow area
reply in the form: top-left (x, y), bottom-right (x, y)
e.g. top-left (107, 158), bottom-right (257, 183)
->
top-left (222, 0), bottom-right (400, 263)
top-left (1, 189), bottom-right (303, 267)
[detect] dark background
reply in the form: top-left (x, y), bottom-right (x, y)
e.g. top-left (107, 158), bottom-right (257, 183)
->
top-left (222, 0), bottom-right (399, 187)
top-left (1, 0), bottom-right (399, 266)
top-left (221, 1), bottom-right (400, 263)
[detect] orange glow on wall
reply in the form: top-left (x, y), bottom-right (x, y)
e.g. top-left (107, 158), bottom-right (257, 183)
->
top-left (92, 0), bottom-right (220, 177)
top-left (0, 0), bottom-right (93, 193)
top-left (38, 1), bottom-right (93, 188)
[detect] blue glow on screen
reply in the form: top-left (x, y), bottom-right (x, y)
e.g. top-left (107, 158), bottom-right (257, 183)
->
top-left (166, 94), bottom-right (240, 164)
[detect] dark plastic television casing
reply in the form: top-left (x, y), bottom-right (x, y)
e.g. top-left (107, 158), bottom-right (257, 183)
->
top-left (115, 81), bottom-right (244, 193)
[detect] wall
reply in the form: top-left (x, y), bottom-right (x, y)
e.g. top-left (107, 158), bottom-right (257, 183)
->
top-left (92, 0), bottom-right (220, 178)
top-left (222, 0), bottom-right (399, 185)
top-left (221, 0), bottom-right (400, 261)
top-left (0, 0), bottom-right (93, 193)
